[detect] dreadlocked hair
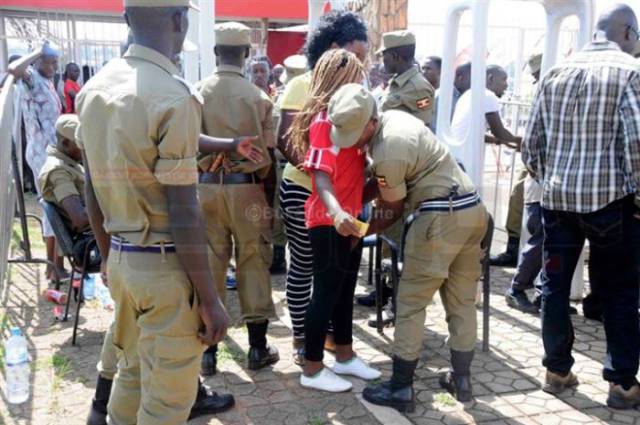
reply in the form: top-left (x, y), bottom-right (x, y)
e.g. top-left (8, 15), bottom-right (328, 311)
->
top-left (288, 49), bottom-right (364, 156)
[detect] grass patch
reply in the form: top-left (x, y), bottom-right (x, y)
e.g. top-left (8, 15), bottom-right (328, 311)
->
top-left (308, 418), bottom-right (325, 425)
top-left (434, 392), bottom-right (457, 407)
top-left (32, 354), bottom-right (72, 392)
top-left (217, 341), bottom-right (245, 367)
top-left (11, 218), bottom-right (46, 253)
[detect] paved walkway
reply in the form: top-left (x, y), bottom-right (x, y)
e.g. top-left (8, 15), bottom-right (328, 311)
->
top-left (1, 197), bottom-right (639, 425)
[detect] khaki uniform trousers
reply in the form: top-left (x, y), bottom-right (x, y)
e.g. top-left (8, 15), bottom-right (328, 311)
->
top-left (393, 204), bottom-right (488, 361)
top-left (198, 182), bottom-right (276, 323)
top-left (505, 168), bottom-right (528, 237)
top-left (106, 249), bottom-right (205, 425)
top-left (98, 321), bottom-right (118, 380)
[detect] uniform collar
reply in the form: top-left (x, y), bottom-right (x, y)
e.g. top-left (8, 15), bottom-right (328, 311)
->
top-left (46, 145), bottom-right (82, 170)
top-left (391, 66), bottom-right (419, 87)
top-left (216, 64), bottom-right (244, 76)
top-left (124, 44), bottom-right (180, 76)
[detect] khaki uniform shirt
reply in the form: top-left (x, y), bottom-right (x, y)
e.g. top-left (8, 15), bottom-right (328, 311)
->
top-left (381, 66), bottom-right (434, 126)
top-left (75, 44), bottom-right (203, 246)
top-left (197, 64), bottom-right (274, 178)
top-left (38, 144), bottom-right (85, 223)
top-left (370, 110), bottom-right (475, 210)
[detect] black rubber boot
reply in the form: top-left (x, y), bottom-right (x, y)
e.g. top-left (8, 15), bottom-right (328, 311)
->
top-left (490, 236), bottom-right (519, 267)
top-left (269, 245), bottom-right (287, 274)
top-left (363, 357), bottom-right (418, 413)
top-left (439, 349), bottom-right (474, 402)
top-left (86, 375), bottom-right (113, 425)
top-left (188, 378), bottom-right (235, 419)
top-left (247, 321), bottom-right (279, 370)
top-left (201, 345), bottom-right (218, 376)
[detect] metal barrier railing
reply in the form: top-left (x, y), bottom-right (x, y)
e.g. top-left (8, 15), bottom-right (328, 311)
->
top-left (0, 74), bottom-right (16, 290)
top-left (482, 98), bottom-right (532, 234)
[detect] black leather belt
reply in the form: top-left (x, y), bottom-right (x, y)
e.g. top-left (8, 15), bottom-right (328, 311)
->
top-left (199, 172), bottom-right (260, 185)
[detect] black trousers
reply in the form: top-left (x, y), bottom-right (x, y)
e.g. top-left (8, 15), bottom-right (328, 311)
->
top-left (540, 196), bottom-right (640, 386)
top-left (305, 226), bottom-right (363, 362)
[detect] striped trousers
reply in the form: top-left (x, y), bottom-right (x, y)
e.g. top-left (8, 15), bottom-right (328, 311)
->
top-left (279, 178), bottom-right (314, 341)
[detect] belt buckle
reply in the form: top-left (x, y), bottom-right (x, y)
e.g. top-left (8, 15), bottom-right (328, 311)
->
top-left (448, 184), bottom-right (459, 214)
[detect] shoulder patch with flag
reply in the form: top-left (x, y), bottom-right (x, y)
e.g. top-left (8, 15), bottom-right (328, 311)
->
top-left (416, 97), bottom-right (431, 110)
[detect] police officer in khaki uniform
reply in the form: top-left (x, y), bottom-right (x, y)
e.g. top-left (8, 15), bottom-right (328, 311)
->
top-left (38, 114), bottom-right (89, 232)
top-left (325, 84), bottom-right (487, 413)
top-left (76, 1), bottom-right (234, 424)
top-left (378, 30), bottom-right (435, 125)
top-left (197, 22), bottom-right (279, 375)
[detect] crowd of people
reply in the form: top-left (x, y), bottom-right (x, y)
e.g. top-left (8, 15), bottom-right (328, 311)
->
top-left (5, 0), bottom-right (640, 423)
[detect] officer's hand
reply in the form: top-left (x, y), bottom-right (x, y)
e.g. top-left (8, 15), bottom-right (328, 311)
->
top-left (234, 136), bottom-right (264, 164)
top-left (333, 211), bottom-right (360, 237)
top-left (198, 297), bottom-right (230, 346)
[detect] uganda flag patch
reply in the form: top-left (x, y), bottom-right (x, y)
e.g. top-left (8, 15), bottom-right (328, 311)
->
top-left (416, 97), bottom-right (431, 110)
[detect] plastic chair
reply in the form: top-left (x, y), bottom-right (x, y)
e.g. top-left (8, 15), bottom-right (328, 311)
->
top-left (39, 200), bottom-right (100, 345)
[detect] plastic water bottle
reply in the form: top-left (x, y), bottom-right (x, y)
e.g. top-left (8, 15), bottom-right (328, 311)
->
top-left (5, 327), bottom-right (30, 404)
top-left (96, 280), bottom-right (114, 311)
top-left (226, 267), bottom-right (237, 290)
top-left (83, 273), bottom-right (96, 300)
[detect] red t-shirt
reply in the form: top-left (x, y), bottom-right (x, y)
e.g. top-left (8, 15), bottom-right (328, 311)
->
top-left (64, 79), bottom-right (80, 113)
top-left (304, 111), bottom-right (366, 229)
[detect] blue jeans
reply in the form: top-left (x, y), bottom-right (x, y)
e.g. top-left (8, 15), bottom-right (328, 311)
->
top-left (510, 202), bottom-right (542, 294)
top-left (541, 196), bottom-right (640, 386)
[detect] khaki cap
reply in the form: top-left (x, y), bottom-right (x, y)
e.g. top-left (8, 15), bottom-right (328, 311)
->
top-left (527, 53), bottom-right (542, 74)
top-left (328, 84), bottom-right (376, 148)
top-left (123, 0), bottom-right (200, 11)
top-left (55, 114), bottom-right (80, 142)
top-left (280, 54), bottom-right (307, 84)
top-left (376, 30), bottom-right (416, 55)
top-left (215, 22), bottom-right (252, 46)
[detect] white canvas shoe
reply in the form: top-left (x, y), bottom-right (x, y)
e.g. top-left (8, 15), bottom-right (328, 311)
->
top-left (300, 367), bottom-right (353, 392)
top-left (332, 357), bottom-right (382, 380)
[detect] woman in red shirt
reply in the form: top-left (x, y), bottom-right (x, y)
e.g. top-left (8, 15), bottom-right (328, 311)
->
top-left (63, 62), bottom-right (81, 113)
top-left (288, 49), bottom-right (381, 392)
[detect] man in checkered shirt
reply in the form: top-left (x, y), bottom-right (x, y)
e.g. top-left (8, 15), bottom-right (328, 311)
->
top-left (522, 3), bottom-right (640, 409)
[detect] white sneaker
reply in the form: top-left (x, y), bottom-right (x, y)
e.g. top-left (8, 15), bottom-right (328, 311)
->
top-left (300, 367), bottom-right (353, 392)
top-left (332, 357), bottom-right (382, 380)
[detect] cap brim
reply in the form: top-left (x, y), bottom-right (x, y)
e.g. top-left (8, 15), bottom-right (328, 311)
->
top-left (189, 0), bottom-right (200, 11)
top-left (330, 125), bottom-right (363, 149)
top-left (375, 46), bottom-right (386, 55)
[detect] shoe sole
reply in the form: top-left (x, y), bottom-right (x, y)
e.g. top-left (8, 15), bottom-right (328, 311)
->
top-left (362, 392), bottom-right (416, 413)
top-left (300, 382), bottom-right (353, 393)
top-left (606, 394), bottom-right (640, 410)
top-left (188, 399), bottom-right (236, 420)
top-left (248, 354), bottom-right (280, 371)
top-left (542, 379), bottom-right (579, 395)
top-left (505, 298), bottom-right (539, 315)
top-left (332, 369), bottom-right (382, 381)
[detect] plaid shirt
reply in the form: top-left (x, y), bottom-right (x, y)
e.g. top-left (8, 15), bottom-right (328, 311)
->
top-left (522, 38), bottom-right (640, 213)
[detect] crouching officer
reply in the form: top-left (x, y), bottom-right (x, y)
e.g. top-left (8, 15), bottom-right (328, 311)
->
top-left (379, 30), bottom-right (434, 125)
top-left (39, 114), bottom-right (89, 233)
top-left (197, 22), bottom-right (278, 376)
top-left (327, 84), bottom-right (487, 413)
top-left (76, 1), bottom-right (233, 423)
